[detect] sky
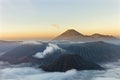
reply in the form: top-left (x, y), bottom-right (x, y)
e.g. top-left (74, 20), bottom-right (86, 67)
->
top-left (0, 0), bottom-right (120, 40)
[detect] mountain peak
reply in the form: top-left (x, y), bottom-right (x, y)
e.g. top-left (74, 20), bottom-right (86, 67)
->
top-left (91, 33), bottom-right (117, 39)
top-left (41, 54), bottom-right (104, 72)
top-left (92, 33), bottom-right (108, 37)
top-left (62, 29), bottom-right (82, 36)
top-left (54, 29), bottom-right (83, 40)
top-left (53, 29), bottom-right (119, 41)
top-left (66, 29), bottom-right (78, 32)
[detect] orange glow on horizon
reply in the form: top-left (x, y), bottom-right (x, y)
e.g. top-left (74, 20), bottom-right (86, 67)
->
top-left (0, 29), bottom-right (120, 40)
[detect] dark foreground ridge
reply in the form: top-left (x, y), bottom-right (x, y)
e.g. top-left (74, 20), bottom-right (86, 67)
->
top-left (41, 54), bottom-right (104, 72)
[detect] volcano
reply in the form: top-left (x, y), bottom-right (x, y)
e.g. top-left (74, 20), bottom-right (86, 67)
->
top-left (54, 29), bottom-right (84, 41)
top-left (54, 29), bottom-right (119, 42)
top-left (41, 54), bottom-right (104, 72)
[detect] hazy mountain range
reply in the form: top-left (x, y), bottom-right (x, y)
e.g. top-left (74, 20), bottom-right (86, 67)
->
top-left (54, 29), bottom-right (120, 42)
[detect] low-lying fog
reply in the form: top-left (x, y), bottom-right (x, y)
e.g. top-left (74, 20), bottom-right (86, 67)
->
top-left (0, 60), bottom-right (120, 80)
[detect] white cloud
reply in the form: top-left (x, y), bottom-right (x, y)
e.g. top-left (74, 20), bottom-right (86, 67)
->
top-left (21, 41), bottom-right (42, 45)
top-left (0, 66), bottom-right (77, 80)
top-left (0, 61), bottom-right (120, 80)
top-left (34, 43), bottom-right (62, 58)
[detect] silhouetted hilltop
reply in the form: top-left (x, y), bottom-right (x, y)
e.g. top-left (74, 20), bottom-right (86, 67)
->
top-left (91, 33), bottom-right (117, 39)
top-left (0, 41), bottom-right (21, 56)
top-left (41, 54), bottom-right (104, 72)
top-left (54, 29), bottom-right (119, 42)
top-left (57, 29), bottom-right (83, 37)
top-left (0, 40), bottom-right (22, 43)
top-left (54, 29), bottom-right (83, 40)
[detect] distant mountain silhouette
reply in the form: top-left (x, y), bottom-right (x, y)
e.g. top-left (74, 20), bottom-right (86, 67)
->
top-left (0, 40), bottom-right (22, 43)
top-left (54, 29), bottom-right (84, 40)
top-left (54, 29), bottom-right (83, 41)
top-left (0, 41), bottom-right (21, 56)
top-left (41, 54), bottom-right (104, 72)
top-left (91, 33), bottom-right (117, 39)
top-left (54, 29), bottom-right (119, 42)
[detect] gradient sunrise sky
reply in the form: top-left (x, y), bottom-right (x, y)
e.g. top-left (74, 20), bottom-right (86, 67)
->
top-left (0, 0), bottom-right (120, 40)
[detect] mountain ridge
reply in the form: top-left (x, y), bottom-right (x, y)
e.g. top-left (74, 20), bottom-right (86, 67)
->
top-left (41, 54), bottom-right (104, 72)
top-left (54, 29), bottom-right (119, 41)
